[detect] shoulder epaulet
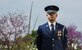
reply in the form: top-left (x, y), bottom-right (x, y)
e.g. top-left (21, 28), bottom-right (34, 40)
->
top-left (61, 26), bottom-right (65, 40)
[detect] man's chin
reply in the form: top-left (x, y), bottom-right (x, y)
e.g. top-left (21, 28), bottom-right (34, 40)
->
top-left (50, 19), bottom-right (54, 21)
top-left (49, 20), bottom-right (55, 23)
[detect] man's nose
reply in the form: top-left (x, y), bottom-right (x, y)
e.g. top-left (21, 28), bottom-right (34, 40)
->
top-left (49, 13), bottom-right (53, 15)
top-left (50, 14), bottom-right (54, 16)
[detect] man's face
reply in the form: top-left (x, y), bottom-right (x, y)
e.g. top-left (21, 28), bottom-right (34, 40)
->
top-left (47, 13), bottom-right (57, 23)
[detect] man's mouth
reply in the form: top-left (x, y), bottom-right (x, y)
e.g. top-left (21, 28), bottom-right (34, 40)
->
top-left (50, 18), bottom-right (54, 19)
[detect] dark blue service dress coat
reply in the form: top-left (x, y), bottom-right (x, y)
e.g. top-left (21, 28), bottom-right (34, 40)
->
top-left (36, 22), bottom-right (67, 50)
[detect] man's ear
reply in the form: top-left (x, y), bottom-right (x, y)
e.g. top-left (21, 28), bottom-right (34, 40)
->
top-left (56, 13), bottom-right (58, 18)
top-left (46, 14), bottom-right (48, 16)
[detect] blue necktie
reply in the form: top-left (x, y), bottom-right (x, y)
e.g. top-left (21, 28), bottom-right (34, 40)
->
top-left (51, 24), bottom-right (54, 34)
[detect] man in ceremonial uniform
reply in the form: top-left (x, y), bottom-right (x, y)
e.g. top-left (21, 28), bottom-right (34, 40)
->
top-left (36, 5), bottom-right (68, 50)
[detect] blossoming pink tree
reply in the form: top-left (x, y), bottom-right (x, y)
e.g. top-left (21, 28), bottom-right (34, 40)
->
top-left (67, 25), bottom-right (82, 49)
top-left (0, 12), bottom-right (28, 50)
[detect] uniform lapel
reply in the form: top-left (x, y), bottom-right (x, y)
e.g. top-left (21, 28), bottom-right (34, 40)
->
top-left (55, 22), bottom-right (59, 30)
top-left (45, 23), bottom-right (51, 35)
top-left (55, 22), bottom-right (60, 34)
top-left (44, 22), bottom-right (59, 36)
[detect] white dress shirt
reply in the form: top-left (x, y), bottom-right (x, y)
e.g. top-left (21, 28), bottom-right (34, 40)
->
top-left (48, 21), bottom-right (56, 31)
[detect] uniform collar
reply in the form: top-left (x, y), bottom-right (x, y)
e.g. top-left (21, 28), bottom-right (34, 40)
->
top-left (48, 21), bottom-right (56, 27)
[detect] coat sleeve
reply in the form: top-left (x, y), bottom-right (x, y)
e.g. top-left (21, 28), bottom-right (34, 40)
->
top-left (36, 26), bottom-right (42, 50)
top-left (62, 27), bottom-right (68, 50)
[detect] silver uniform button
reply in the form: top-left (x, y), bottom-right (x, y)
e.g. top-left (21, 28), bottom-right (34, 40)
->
top-left (52, 44), bottom-right (54, 46)
top-left (52, 38), bottom-right (54, 40)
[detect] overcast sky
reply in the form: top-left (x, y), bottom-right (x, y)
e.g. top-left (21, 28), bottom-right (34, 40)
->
top-left (0, 0), bottom-right (82, 31)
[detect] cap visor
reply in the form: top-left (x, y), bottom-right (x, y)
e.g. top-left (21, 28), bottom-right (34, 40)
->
top-left (46, 10), bottom-right (57, 14)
